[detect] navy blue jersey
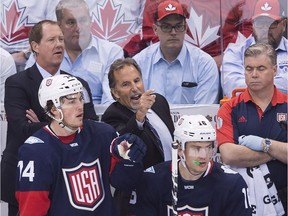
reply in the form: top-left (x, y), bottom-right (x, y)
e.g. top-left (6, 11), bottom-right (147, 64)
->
top-left (135, 161), bottom-right (252, 216)
top-left (16, 120), bottom-right (118, 216)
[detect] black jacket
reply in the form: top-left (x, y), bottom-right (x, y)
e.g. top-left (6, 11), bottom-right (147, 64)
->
top-left (102, 93), bottom-right (174, 169)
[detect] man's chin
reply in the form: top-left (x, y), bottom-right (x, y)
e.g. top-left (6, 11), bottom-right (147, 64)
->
top-left (257, 38), bottom-right (269, 44)
top-left (248, 85), bottom-right (263, 92)
top-left (130, 102), bottom-right (140, 111)
top-left (72, 123), bottom-right (82, 129)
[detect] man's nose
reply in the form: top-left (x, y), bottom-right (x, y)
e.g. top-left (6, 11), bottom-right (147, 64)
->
top-left (251, 68), bottom-right (259, 77)
top-left (131, 82), bottom-right (138, 91)
top-left (170, 27), bottom-right (177, 34)
top-left (198, 148), bottom-right (208, 158)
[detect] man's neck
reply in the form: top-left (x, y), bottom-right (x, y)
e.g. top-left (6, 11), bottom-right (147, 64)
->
top-left (160, 46), bottom-right (181, 63)
top-left (66, 35), bottom-right (92, 63)
top-left (179, 161), bottom-right (203, 181)
top-left (249, 86), bottom-right (274, 111)
top-left (50, 120), bottom-right (77, 137)
top-left (48, 123), bottom-right (77, 144)
top-left (66, 49), bottom-right (82, 64)
top-left (36, 62), bottom-right (60, 76)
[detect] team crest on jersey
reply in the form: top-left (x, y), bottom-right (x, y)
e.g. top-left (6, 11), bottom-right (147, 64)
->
top-left (167, 205), bottom-right (208, 216)
top-left (62, 159), bottom-right (105, 211)
top-left (277, 113), bottom-right (287, 122)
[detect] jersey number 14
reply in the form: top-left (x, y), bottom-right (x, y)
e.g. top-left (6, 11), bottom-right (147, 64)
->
top-left (18, 161), bottom-right (35, 182)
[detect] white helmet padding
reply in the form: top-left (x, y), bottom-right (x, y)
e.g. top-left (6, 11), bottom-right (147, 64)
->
top-left (38, 74), bottom-right (83, 109)
top-left (174, 115), bottom-right (216, 151)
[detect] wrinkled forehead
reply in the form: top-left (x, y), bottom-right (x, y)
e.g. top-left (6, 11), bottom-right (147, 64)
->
top-left (41, 23), bottom-right (62, 35)
top-left (244, 54), bottom-right (273, 67)
top-left (62, 5), bottom-right (90, 18)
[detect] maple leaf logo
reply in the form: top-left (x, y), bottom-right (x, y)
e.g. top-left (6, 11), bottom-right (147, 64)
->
top-left (184, 7), bottom-right (220, 48)
top-left (261, 2), bottom-right (272, 11)
top-left (90, 0), bottom-right (135, 45)
top-left (165, 4), bottom-right (176, 12)
top-left (1, 0), bottom-right (33, 46)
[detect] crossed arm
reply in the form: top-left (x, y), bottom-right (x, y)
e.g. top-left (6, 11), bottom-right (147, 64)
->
top-left (220, 137), bottom-right (287, 168)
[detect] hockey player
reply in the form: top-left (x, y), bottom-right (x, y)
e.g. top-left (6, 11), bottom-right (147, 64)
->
top-left (135, 115), bottom-right (252, 215)
top-left (15, 74), bottom-right (146, 216)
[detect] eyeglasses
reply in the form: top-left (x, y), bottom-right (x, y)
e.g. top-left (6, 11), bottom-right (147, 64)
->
top-left (156, 23), bottom-right (186, 33)
top-left (253, 19), bottom-right (282, 29)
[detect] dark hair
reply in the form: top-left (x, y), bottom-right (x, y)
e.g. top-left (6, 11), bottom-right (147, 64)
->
top-left (108, 58), bottom-right (142, 94)
top-left (56, 0), bottom-right (90, 22)
top-left (244, 43), bottom-right (277, 66)
top-left (44, 97), bottom-right (67, 120)
top-left (29, 20), bottom-right (59, 53)
top-left (43, 100), bottom-right (54, 121)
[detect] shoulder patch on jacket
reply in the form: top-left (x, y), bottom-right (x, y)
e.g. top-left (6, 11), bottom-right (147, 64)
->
top-left (25, 136), bottom-right (44, 144)
top-left (144, 166), bottom-right (155, 173)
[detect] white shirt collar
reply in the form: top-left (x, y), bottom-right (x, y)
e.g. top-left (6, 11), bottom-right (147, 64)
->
top-left (36, 62), bottom-right (61, 78)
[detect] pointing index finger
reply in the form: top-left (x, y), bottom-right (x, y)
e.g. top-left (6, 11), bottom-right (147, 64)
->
top-left (143, 89), bottom-right (155, 96)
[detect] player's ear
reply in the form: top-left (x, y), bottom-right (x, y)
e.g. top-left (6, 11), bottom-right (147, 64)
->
top-left (177, 141), bottom-right (184, 158)
top-left (51, 105), bottom-right (57, 112)
top-left (50, 106), bottom-right (59, 117)
top-left (178, 151), bottom-right (183, 159)
top-left (272, 64), bottom-right (277, 77)
top-left (31, 41), bottom-right (39, 55)
top-left (153, 24), bottom-right (158, 36)
top-left (280, 18), bottom-right (287, 33)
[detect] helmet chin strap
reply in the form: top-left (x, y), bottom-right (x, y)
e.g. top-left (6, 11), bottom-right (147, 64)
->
top-left (48, 108), bottom-right (79, 133)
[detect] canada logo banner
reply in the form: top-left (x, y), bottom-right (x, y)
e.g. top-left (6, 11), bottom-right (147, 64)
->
top-left (0, 0), bottom-right (138, 50)
top-left (62, 159), bottom-right (105, 211)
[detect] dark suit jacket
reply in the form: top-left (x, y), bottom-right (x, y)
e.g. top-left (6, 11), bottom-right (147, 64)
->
top-left (1, 64), bottom-right (97, 205)
top-left (102, 93), bottom-right (174, 169)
